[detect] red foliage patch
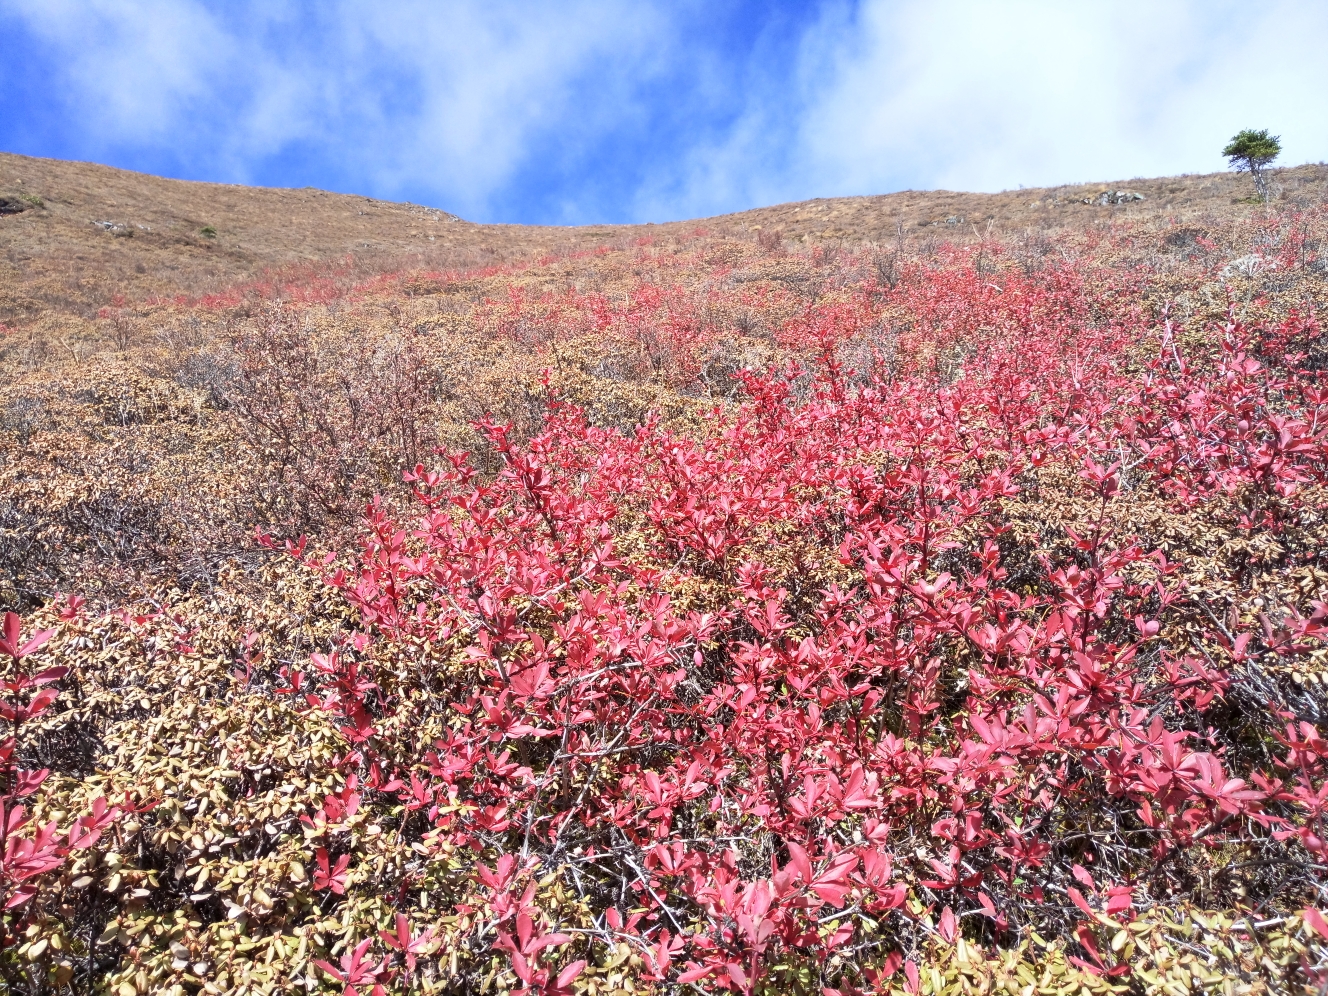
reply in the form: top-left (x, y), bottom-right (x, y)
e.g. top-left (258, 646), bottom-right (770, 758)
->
top-left (265, 261), bottom-right (1328, 991)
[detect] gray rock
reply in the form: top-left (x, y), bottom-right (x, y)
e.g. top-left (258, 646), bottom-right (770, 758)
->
top-left (1086, 190), bottom-right (1147, 206)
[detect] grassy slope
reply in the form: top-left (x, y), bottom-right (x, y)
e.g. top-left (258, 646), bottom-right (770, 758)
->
top-left (3, 152), bottom-right (1327, 609)
top-left (5, 150), bottom-right (1327, 321)
top-left (2, 154), bottom-right (1328, 995)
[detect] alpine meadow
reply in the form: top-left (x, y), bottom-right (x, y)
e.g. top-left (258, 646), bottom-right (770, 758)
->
top-left (3, 150), bottom-right (1328, 996)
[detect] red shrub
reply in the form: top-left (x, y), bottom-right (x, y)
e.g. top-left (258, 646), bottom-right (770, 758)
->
top-left (0, 612), bottom-right (125, 947)
top-left (271, 277), bottom-right (1328, 992)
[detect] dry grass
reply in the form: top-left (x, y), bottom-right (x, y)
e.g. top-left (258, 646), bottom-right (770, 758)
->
top-left (2, 154), bottom-right (1328, 995)
top-left (4, 151), bottom-right (1325, 324)
top-left (722, 163), bottom-right (1328, 243)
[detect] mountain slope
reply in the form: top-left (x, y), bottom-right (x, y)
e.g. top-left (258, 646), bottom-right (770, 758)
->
top-left (1, 152), bottom-right (1327, 995)
top-left (3, 151), bottom-right (1326, 322)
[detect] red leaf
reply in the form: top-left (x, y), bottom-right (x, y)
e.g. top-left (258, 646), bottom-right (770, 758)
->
top-left (938, 905), bottom-right (957, 943)
top-left (1071, 864), bottom-right (1095, 890)
top-left (556, 960), bottom-right (587, 989)
top-left (1067, 886), bottom-right (1096, 919)
top-left (881, 950), bottom-right (903, 977)
top-left (676, 964), bottom-right (715, 984)
top-left (785, 840), bottom-right (813, 883)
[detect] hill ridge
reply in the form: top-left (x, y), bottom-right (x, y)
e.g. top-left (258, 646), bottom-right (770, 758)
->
top-left (3, 150), bottom-right (1327, 322)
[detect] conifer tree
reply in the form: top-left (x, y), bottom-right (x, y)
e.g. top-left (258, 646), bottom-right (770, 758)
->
top-left (1223, 128), bottom-right (1282, 202)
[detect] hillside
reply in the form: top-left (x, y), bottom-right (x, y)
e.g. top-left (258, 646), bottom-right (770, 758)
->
top-left (1, 154), bottom-right (1328, 996)
top-left (4, 150), bottom-right (1326, 321)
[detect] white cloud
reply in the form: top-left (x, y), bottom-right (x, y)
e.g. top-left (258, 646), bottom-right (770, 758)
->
top-left (4, 0), bottom-right (1326, 220)
top-left (342, 1), bottom-right (673, 207)
top-left (786, 0), bottom-right (1328, 197)
top-left (2, 0), bottom-right (680, 217)
top-left (6, 0), bottom-right (234, 138)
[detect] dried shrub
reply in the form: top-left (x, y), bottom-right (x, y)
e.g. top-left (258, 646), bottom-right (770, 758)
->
top-left (0, 202), bottom-right (1327, 995)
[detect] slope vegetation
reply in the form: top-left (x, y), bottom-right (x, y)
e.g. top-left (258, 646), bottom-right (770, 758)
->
top-left (4, 150), bottom-right (1326, 318)
top-left (1, 154), bottom-right (1327, 996)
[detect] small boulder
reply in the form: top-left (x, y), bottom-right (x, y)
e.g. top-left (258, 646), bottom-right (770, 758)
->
top-left (1084, 190), bottom-right (1146, 206)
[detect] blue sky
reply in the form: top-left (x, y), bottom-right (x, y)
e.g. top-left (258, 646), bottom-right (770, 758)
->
top-left (2, 0), bottom-right (1326, 225)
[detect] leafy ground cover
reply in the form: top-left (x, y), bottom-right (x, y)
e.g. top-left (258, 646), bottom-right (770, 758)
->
top-left (2, 196), bottom-right (1328, 995)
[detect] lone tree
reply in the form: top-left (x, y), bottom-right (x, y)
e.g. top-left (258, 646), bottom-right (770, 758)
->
top-left (1223, 128), bottom-right (1281, 202)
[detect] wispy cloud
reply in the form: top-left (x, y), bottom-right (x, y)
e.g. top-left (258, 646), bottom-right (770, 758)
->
top-left (1, 0), bottom-right (1325, 222)
top-left (784, 0), bottom-right (1328, 198)
top-left (6, 0), bottom-right (234, 138)
top-left (2, 0), bottom-right (691, 218)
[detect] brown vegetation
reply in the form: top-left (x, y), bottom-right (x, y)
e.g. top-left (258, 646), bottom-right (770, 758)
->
top-left (1, 153), bottom-right (1328, 995)
top-left (5, 150), bottom-right (1326, 322)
